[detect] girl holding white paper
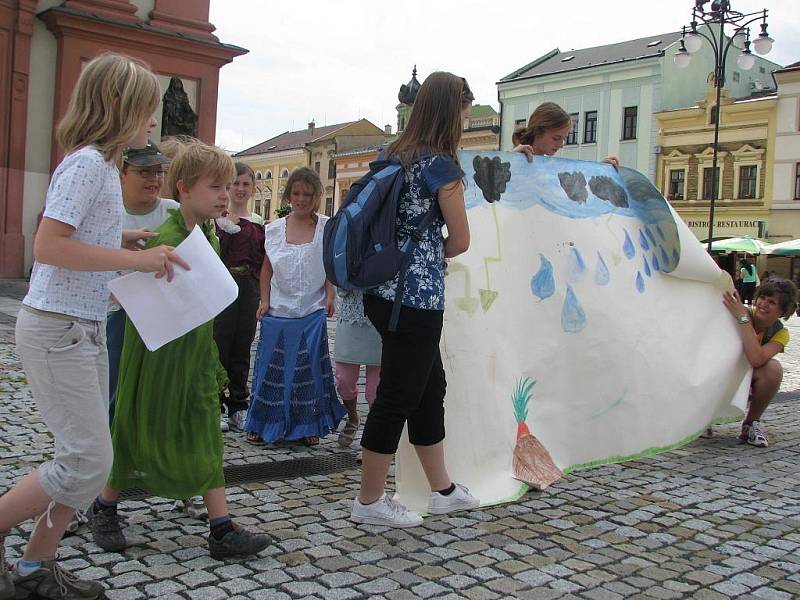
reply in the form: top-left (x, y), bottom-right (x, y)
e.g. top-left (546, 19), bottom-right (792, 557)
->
top-left (2, 53), bottom-right (188, 600)
top-left (89, 142), bottom-right (270, 560)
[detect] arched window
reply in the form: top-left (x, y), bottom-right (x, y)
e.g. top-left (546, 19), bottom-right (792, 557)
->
top-left (255, 171), bottom-right (262, 180)
top-left (265, 170), bottom-right (273, 180)
top-left (280, 168), bottom-right (289, 178)
top-left (253, 190), bottom-right (262, 214)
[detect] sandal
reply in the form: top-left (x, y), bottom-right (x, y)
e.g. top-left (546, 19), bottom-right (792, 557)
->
top-left (246, 432), bottom-right (266, 446)
top-left (301, 436), bottom-right (320, 446)
top-left (337, 420), bottom-right (359, 448)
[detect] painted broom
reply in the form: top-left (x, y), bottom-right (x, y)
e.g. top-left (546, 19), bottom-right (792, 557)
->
top-left (512, 377), bottom-right (563, 490)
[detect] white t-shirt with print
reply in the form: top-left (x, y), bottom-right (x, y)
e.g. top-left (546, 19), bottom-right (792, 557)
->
top-left (24, 146), bottom-right (124, 321)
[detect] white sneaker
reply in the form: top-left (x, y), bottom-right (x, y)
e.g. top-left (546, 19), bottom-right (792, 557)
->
top-left (351, 494), bottom-right (423, 528)
top-left (229, 410), bottom-right (247, 432)
top-left (428, 483), bottom-right (480, 515)
top-left (173, 496), bottom-right (208, 520)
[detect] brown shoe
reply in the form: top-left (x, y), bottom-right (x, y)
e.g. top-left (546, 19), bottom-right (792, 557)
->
top-left (12, 558), bottom-right (105, 599)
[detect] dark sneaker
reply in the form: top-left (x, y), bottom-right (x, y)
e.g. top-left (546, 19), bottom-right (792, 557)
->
top-left (0, 532), bottom-right (13, 600)
top-left (208, 525), bottom-right (270, 559)
top-left (88, 505), bottom-right (126, 552)
top-left (12, 559), bottom-right (105, 599)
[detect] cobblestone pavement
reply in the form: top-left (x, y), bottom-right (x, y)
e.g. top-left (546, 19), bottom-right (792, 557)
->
top-left (1, 280), bottom-right (799, 600)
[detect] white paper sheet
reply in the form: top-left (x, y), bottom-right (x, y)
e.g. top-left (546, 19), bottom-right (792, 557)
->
top-left (108, 225), bottom-right (238, 351)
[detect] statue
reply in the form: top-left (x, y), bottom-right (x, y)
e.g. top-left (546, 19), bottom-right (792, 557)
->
top-left (161, 77), bottom-right (197, 138)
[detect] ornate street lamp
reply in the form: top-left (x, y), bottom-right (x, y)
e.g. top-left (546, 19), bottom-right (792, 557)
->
top-left (674, 0), bottom-right (774, 252)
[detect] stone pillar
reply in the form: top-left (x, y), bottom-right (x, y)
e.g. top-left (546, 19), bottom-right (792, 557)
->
top-left (0, 0), bottom-right (36, 277)
top-left (148, 0), bottom-right (216, 40)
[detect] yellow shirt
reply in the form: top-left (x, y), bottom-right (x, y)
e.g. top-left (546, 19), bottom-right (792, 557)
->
top-left (750, 308), bottom-right (790, 350)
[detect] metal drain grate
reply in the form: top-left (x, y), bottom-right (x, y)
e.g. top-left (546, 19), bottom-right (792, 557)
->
top-left (120, 453), bottom-right (358, 501)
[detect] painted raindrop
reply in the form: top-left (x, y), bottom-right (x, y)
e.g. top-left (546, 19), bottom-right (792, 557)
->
top-left (639, 230), bottom-right (650, 251)
top-left (623, 230), bottom-right (636, 259)
top-left (567, 246), bottom-right (587, 283)
top-left (644, 256), bottom-right (652, 277)
top-left (531, 254), bottom-right (555, 300)
top-left (652, 253), bottom-right (661, 272)
top-left (656, 224), bottom-right (666, 240)
top-left (646, 228), bottom-right (657, 246)
top-left (595, 252), bottom-right (610, 286)
top-left (561, 285), bottom-right (587, 333)
top-left (636, 272), bottom-right (645, 293)
top-left (660, 247), bottom-right (669, 266)
top-left (672, 248), bottom-right (680, 265)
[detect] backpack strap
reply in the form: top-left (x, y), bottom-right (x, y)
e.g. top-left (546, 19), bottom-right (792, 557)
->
top-left (388, 202), bottom-right (441, 332)
top-left (761, 320), bottom-right (784, 346)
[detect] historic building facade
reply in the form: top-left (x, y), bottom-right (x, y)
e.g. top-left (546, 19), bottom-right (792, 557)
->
top-left (234, 119), bottom-right (385, 221)
top-left (655, 86), bottom-right (776, 243)
top-left (0, 0), bottom-right (246, 276)
top-left (497, 30), bottom-right (780, 179)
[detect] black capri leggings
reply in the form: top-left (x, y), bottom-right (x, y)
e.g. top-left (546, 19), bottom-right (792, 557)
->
top-left (360, 295), bottom-right (446, 454)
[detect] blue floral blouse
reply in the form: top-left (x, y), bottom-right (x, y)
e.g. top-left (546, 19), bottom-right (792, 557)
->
top-left (372, 154), bottom-right (464, 311)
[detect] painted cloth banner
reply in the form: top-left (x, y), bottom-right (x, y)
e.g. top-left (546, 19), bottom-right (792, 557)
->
top-left (395, 151), bottom-right (751, 512)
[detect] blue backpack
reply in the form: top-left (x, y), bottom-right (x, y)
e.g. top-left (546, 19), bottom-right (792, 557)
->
top-left (323, 155), bottom-right (440, 331)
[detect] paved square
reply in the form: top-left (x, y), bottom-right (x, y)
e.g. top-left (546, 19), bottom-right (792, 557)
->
top-left (1, 280), bottom-right (798, 599)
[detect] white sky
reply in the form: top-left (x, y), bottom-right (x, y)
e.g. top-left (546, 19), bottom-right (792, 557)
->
top-left (210, 0), bottom-right (800, 154)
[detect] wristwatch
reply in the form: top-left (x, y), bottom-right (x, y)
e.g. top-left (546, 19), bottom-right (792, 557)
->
top-left (737, 313), bottom-right (751, 325)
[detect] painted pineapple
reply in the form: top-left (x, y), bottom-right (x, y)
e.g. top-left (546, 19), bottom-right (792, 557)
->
top-left (512, 377), bottom-right (563, 490)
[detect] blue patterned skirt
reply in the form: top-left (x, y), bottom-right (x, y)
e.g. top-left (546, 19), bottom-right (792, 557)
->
top-left (245, 309), bottom-right (346, 442)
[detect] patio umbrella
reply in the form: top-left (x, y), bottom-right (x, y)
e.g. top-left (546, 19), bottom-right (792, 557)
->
top-left (764, 239), bottom-right (800, 257)
top-left (709, 237), bottom-right (769, 255)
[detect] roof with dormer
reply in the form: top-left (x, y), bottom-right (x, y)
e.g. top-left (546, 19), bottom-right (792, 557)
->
top-left (234, 120), bottom-right (386, 157)
top-left (499, 32), bottom-right (683, 83)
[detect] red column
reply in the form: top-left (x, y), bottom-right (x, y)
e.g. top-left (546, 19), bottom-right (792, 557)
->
top-left (0, 0), bottom-right (36, 277)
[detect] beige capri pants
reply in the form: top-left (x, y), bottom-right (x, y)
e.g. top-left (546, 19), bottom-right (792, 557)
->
top-left (15, 307), bottom-right (113, 510)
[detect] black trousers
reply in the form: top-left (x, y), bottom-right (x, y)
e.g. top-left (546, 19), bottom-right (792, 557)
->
top-left (213, 273), bottom-right (260, 414)
top-left (361, 295), bottom-right (446, 454)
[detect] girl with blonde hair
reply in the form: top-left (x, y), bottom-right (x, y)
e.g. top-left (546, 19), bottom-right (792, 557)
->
top-left (351, 71), bottom-right (480, 528)
top-left (1, 52), bottom-right (187, 600)
top-left (89, 141), bottom-right (270, 559)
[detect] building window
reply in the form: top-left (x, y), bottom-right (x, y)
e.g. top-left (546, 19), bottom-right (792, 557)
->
top-left (256, 172), bottom-right (262, 180)
top-left (314, 161), bottom-right (320, 174)
top-left (325, 197), bottom-right (334, 216)
top-left (584, 111), bottom-right (597, 144)
top-left (264, 197), bottom-right (271, 220)
top-left (622, 106), bottom-right (637, 140)
top-left (565, 113), bottom-right (579, 145)
top-left (668, 169), bottom-right (685, 201)
top-left (796, 164), bottom-right (800, 200)
top-left (709, 105), bottom-right (718, 125)
top-left (738, 165), bottom-right (757, 199)
top-left (280, 169), bottom-right (289, 178)
top-left (328, 159), bottom-right (336, 179)
top-left (253, 191), bottom-right (261, 214)
top-left (515, 118), bottom-right (527, 127)
top-left (732, 71), bottom-right (740, 82)
top-left (266, 170), bottom-right (272, 180)
top-left (702, 166), bottom-right (720, 200)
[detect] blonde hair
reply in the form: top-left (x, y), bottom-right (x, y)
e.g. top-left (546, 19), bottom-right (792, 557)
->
top-left (166, 141), bottom-right (236, 202)
top-left (282, 167), bottom-right (323, 214)
top-left (512, 102), bottom-right (572, 147)
top-left (159, 135), bottom-right (200, 160)
top-left (57, 53), bottom-right (160, 163)
top-left (388, 71), bottom-right (473, 167)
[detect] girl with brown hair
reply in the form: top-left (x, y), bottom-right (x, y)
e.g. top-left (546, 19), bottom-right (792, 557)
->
top-left (350, 71), bottom-right (480, 528)
top-left (512, 101), bottom-right (619, 168)
top-left (244, 167), bottom-right (346, 446)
